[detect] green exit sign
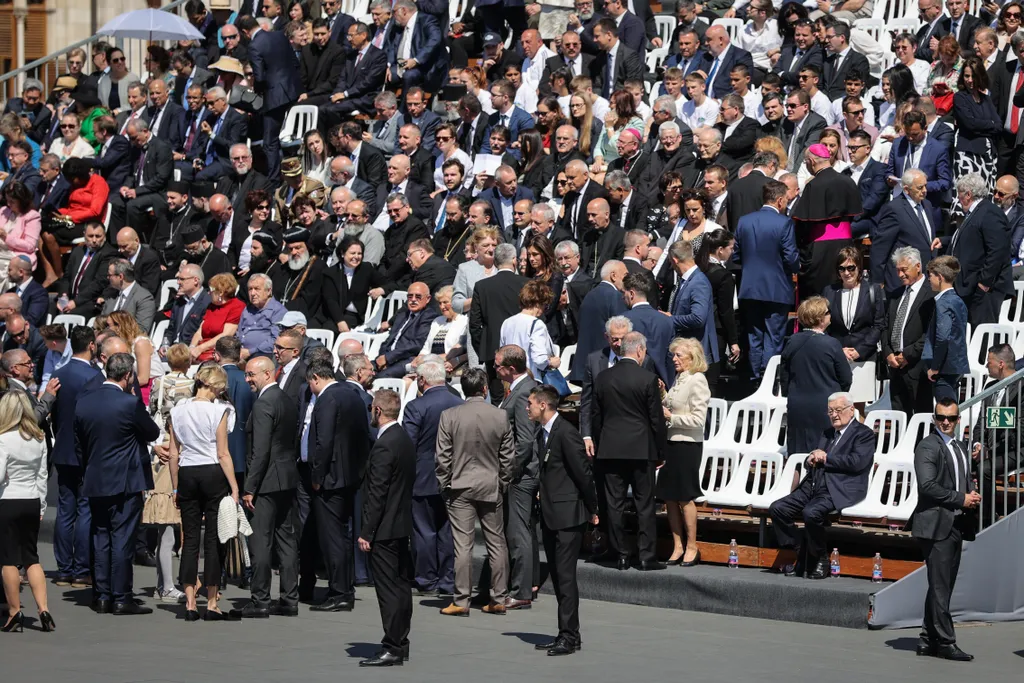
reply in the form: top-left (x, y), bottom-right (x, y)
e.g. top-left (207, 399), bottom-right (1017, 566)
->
top-left (986, 407), bottom-right (1016, 429)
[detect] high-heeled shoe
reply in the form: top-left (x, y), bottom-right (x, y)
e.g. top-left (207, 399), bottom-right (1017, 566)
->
top-left (39, 611), bottom-right (55, 632)
top-left (184, 609), bottom-right (201, 622)
top-left (681, 550), bottom-right (702, 567)
top-left (1, 612), bottom-right (24, 632)
top-left (666, 555), bottom-right (685, 566)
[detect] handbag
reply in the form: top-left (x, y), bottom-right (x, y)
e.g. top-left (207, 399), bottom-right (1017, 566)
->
top-left (531, 318), bottom-right (571, 397)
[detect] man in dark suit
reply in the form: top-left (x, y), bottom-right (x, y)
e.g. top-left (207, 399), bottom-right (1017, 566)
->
top-left (971, 343), bottom-right (1020, 524)
top-left (772, 20), bottom-right (823, 87)
top-left (273, 328), bottom-right (308, 407)
top-left (402, 360), bottom-right (463, 596)
top-left (724, 152), bottom-right (779, 233)
top-left (541, 30), bottom-right (594, 93)
top-left (2, 316), bottom-right (46, 385)
top-left (408, 239), bottom-right (456, 294)
top-left (323, 23), bottom-right (388, 122)
top-left (561, 160), bottom-right (610, 240)
top-left (214, 145), bottom-right (272, 215)
top-left (666, 240), bottom-right (719, 379)
top-left (946, 175), bottom-right (1013, 325)
top-left (321, 0), bottom-right (355, 47)
top-left (378, 193), bottom-right (430, 287)
top-left (7, 256), bottom-right (47, 327)
top-left (239, 15), bottom-right (301, 184)
top-left (478, 165), bottom-right (535, 234)
top-left (886, 111), bottom-right (953, 208)
top-left (909, 399), bottom-right (979, 661)
top-left (51, 326), bottom-right (102, 587)
top-left (941, 0), bottom-right (985, 55)
top-left (387, 0), bottom-right (449, 94)
top-left (589, 19), bottom-right (644, 100)
top-left (553, 240), bottom-right (596, 348)
top-left (871, 170), bottom-right (941, 293)
top-left (32, 155), bottom-right (70, 216)
top-left (602, 0), bottom-right (647, 60)
top-left (0, 142), bottom-right (40, 197)
top-left (193, 87), bottom-right (248, 183)
top-left (374, 282), bottom-right (435, 378)
top-left (299, 19), bottom-right (347, 107)
top-left (4, 80), bottom-right (51, 144)
top-left (769, 392), bottom-right (874, 579)
top-left (357, 389), bottom-right (415, 667)
top-left (822, 23), bottom-right (871, 101)
top-left (606, 130), bottom-right (649, 188)
top-left (883, 247), bottom-right (938, 416)
top-left (396, 124), bottom-right (435, 190)
top-left (573, 260), bottom-right (628, 383)
top-left (160, 264), bottom-right (210, 349)
top-left (579, 198), bottom-right (626, 280)
top-left (232, 356), bottom-right (301, 619)
top-left (715, 95), bottom-right (760, 166)
top-left (110, 119), bottom-right (172, 234)
top-left (76, 352), bottom-right (161, 614)
top-left (697, 24), bottom-right (755, 100)
top-left (622, 271), bottom-right (675, 385)
top-left (916, 0), bottom-right (950, 62)
top-left (591, 331), bottom-right (665, 571)
top-left (456, 95), bottom-right (489, 157)
top-left (780, 90), bottom-right (827, 172)
top-left (146, 80), bottom-right (185, 151)
top-left (54, 221), bottom-right (118, 318)
top-left (336, 120), bottom-right (388, 189)
top-left (527, 384), bottom-right (599, 656)
top-left (846, 130), bottom-right (890, 237)
top-left (922, 256), bottom-right (970, 402)
top-left (90, 115), bottom-right (132, 193)
top-left (470, 244), bottom-right (529, 402)
top-left (114, 227), bottom-right (162, 300)
top-left (304, 360), bottom-right (372, 612)
top-left (215, 337), bottom-right (255, 483)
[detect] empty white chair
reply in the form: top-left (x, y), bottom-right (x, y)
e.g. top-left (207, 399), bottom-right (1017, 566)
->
top-left (852, 17), bottom-right (884, 44)
top-left (886, 16), bottom-right (922, 33)
top-left (358, 291), bottom-right (407, 332)
top-left (364, 332), bottom-right (389, 360)
top-left (998, 280), bottom-right (1024, 326)
top-left (654, 15), bottom-right (676, 45)
top-left (398, 378), bottom-right (419, 421)
top-left (886, 411), bottom-right (933, 463)
top-left (279, 105), bottom-right (318, 148)
top-left (306, 328), bottom-right (336, 352)
top-left (750, 453), bottom-right (809, 510)
top-left (158, 280), bottom-right (179, 310)
top-left (865, 380), bottom-right (892, 413)
top-left (707, 400), bottom-right (772, 449)
top-left (372, 378), bottom-right (406, 395)
top-left (705, 397), bottom-right (727, 441)
top-left (745, 404), bottom-right (787, 455)
top-left (703, 448), bottom-right (785, 508)
top-left (646, 47), bottom-right (668, 73)
top-left (362, 294), bottom-right (385, 327)
top-left (863, 410), bottom-right (907, 460)
top-left (695, 446), bottom-right (740, 503)
top-left (840, 460), bottom-right (918, 521)
top-left (711, 17), bottom-right (744, 43)
top-left (150, 319), bottom-right (170, 348)
top-left (53, 314), bottom-right (86, 330)
top-left (745, 355), bottom-right (785, 408)
top-left (967, 323), bottom-right (1016, 374)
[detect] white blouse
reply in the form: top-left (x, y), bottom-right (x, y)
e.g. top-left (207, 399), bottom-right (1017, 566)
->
top-left (0, 431), bottom-right (47, 514)
top-left (171, 399), bottom-right (235, 468)
top-left (500, 312), bottom-right (555, 377)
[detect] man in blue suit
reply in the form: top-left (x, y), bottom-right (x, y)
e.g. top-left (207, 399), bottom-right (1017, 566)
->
top-left (51, 326), bottom-right (102, 587)
top-left (7, 256), bottom-right (48, 327)
top-left (393, 87), bottom-right (442, 155)
top-left (603, 0), bottom-right (647, 61)
top-left (732, 180), bottom-right (798, 379)
top-left (572, 260), bottom-right (628, 383)
top-left (160, 263), bottom-right (211, 349)
top-left (388, 0), bottom-right (449, 96)
top-left (238, 15), bottom-right (300, 185)
top-left (885, 110), bottom-right (952, 208)
top-left (215, 337), bottom-right (254, 486)
top-left (845, 130), bottom-right (889, 238)
top-left (871, 169), bottom-right (941, 293)
top-left (698, 24), bottom-right (755, 100)
top-left (33, 155), bottom-right (70, 216)
top-left (622, 271), bottom-right (675, 386)
top-left (923, 256), bottom-right (970, 402)
top-left (478, 166), bottom-right (535, 234)
top-left (480, 79), bottom-right (534, 155)
top-left (76, 352), bottom-right (161, 614)
top-left (322, 23), bottom-right (388, 123)
top-left (194, 87), bottom-right (248, 183)
top-left (402, 358), bottom-right (463, 595)
top-left (374, 282), bottom-right (436, 378)
top-left (665, 240), bottom-right (719, 388)
top-left (339, 351), bottom-right (375, 586)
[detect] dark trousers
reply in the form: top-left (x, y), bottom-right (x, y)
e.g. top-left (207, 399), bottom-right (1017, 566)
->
top-left (263, 104), bottom-right (287, 185)
top-left (963, 287), bottom-right (1005, 327)
top-left (506, 476), bottom-right (538, 600)
top-left (295, 463), bottom-right (320, 595)
top-left (108, 193), bottom-right (166, 238)
top-left (54, 465), bottom-right (91, 578)
top-left (742, 300), bottom-right (790, 379)
top-left (313, 486), bottom-right (355, 600)
top-left (918, 524), bottom-right (964, 647)
top-left (932, 374), bottom-right (962, 403)
top-left (541, 522), bottom-right (585, 646)
top-left (248, 489), bottom-right (300, 607)
top-left (768, 470), bottom-right (835, 559)
top-left (194, 159), bottom-right (231, 182)
top-left (601, 459), bottom-right (657, 562)
top-left (411, 494), bottom-right (454, 592)
top-left (89, 492), bottom-right (142, 603)
top-left (484, 360), bottom-right (504, 406)
top-left (177, 464), bottom-right (230, 586)
top-left (889, 364), bottom-right (933, 416)
top-left (353, 488), bottom-right (373, 584)
top-left (369, 537), bottom-right (413, 656)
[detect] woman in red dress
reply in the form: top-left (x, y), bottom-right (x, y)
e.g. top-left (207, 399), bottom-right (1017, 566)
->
top-left (189, 272), bottom-right (245, 363)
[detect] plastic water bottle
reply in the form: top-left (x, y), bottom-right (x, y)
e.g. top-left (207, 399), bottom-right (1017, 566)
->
top-left (57, 293), bottom-right (69, 311)
top-left (728, 539), bottom-right (739, 568)
top-left (830, 548), bottom-right (841, 577)
top-left (872, 553), bottom-right (883, 583)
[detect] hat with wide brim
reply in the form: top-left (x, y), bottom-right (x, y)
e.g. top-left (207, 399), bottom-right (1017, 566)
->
top-left (209, 56), bottom-right (245, 77)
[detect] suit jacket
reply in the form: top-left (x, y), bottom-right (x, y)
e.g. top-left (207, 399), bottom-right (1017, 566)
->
top-left (57, 242), bottom-right (118, 307)
top-left (379, 307), bottom-right (434, 368)
top-left (356, 141), bottom-right (388, 188)
top-left (76, 383), bottom-right (160, 497)
top-left (386, 11), bottom-right (449, 91)
top-left (781, 112), bottom-right (827, 172)
top-left (669, 267), bottom-right (719, 364)
top-left (33, 175), bottom-right (71, 215)
top-left (940, 13), bottom-right (985, 56)
top-left (881, 280), bottom-right (936, 366)
top-left (559, 180), bottom-right (610, 239)
top-left (203, 108), bottom-right (248, 167)
top-left (395, 110), bottom-right (441, 155)
top-left (539, 414), bottom-right (599, 530)
top-left (3, 98), bottom-right (51, 144)
top-left (579, 225), bottom-right (626, 280)
top-left (540, 53), bottom-right (596, 96)
top-left (922, 290), bottom-right (970, 375)
top-left (245, 384), bottom-right (300, 495)
top-left (326, 10), bottom-right (356, 48)
top-left (572, 281), bottom-right (628, 382)
top-left (130, 244), bottom-right (162, 299)
top-left (148, 101), bottom-right (186, 151)
top-left (309, 381), bottom-right (371, 490)
top-left (814, 420), bottom-right (875, 511)
top-left (697, 44), bottom-right (755, 100)
top-left (407, 145), bottom-right (435, 190)
top-left (2, 326), bottom-right (45, 384)
top-left (613, 10), bottom-right (647, 60)
top-left (333, 45), bottom-right (388, 113)
top-left (1008, 203), bottom-right (1024, 259)
top-left (724, 169), bottom-right (772, 234)
top-left (50, 358), bottom-right (102, 468)
top-left (0, 163), bottom-right (41, 198)
top-left (971, 378), bottom-right (1020, 457)
top-left (910, 432), bottom-right (977, 541)
top-left (163, 289), bottom-right (212, 346)
top-left (279, 358), bottom-right (308, 408)
top-left (559, 270), bottom-right (598, 346)
top-left (479, 185), bottom-right (535, 232)
top-left (379, 215), bottom-right (430, 287)
top-left (579, 346), bottom-right (654, 439)
top-left (849, 158), bottom-right (889, 229)
top-left (915, 18), bottom-right (950, 63)
top-left (480, 107), bottom-right (534, 155)
top-left (101, 283), bottom-right (157, 332)
top-left (359, 420), bottom-right (415, 541)
top-left (591, 357), bottom-right (665, 461)
top-left (607, 149), bottom-right (650, 188)
top-left (457, 112), bottom-right (489, 157)
top-left (223, 363), bottom-right (254, 474)
top-left (870, 194), bottom-right (940, 292)
top-left (773, 44), bottom-right (824, 87)
top-left (822, 48), bottom-right (871, 100)
top-left (323, 262), bottom-right (393, 326)
top-left (248, 27), bottom-right (301, 110)
top-left (715, 117), bottom-right (760, 164)
top-left (885, 136), bottom-right (953, 207)
top-left (300, 41), bottom-right (347, 99)
top-left (403, 384), bottom-right (464, 497)
top-left (434, 396), bottom-right (515, 502)
top-left (127, 135), bottom-right (173, 197)
top-left (624, 303), bottom-right (675, 385)
top-left (589, 43), bottom-right (644, 99)
top-left (214, 170), bottom-right (273, 215)
top-left (412, 254), bottom-right (457, 294)
top-left (180, 107), bottom-right (209, 160)
top-left (469, 269), bottom-right (530, 362)
top-left (822, 282), bottom-right (886, 361)
top-left (500, 374), bottom-right (540, 481)
top-left (948, 198), bottom-right (1013, 297)
top-left (13, 279), bottom-right (48, 328)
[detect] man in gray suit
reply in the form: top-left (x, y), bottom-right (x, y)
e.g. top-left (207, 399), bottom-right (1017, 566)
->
top-left (364, 91), bottom-right (401, 160)
top-left (909, 398), bottom-right (980, 662)
top-left (435, 367), bottom-right (515, 616)
top-left (100, 259), bottom-right (156, 332)
top-left (780, 89), bottom-right (827, 173)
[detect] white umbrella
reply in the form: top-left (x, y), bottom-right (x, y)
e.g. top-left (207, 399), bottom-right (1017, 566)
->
top-left (96, 8), bottom-right (205, 42)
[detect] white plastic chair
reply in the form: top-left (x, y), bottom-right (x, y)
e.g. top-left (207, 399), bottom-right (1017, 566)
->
top-left (711, 18), bottom-right (744, 43)
top-left (840, 460), bottom-right (918, 521)
top-left (306, 328), bottom-right (336, 353)
top-left (750, 453), bottom-right (809, 510)
top-left (364, 332), bottom-right (389, 360)
top-left (332, 331), bottom-right (372, 367)
top-left (887, 411), bottom-right (933, 463)
top-left (695, 446), bottom-right (741, 503)
top-left (745, 355), bottom-right (785, 409)
top-left (865, 380), bottom-right (892, 413)
top-left (558, 344), bottom-right (575, 378)
top-left (863, 410), bottom-right (907, 461)
top-left (279, 105), bottom-right (319, 148)
top-left (646, 47), bottom-right (668, 74)
top-left (706, 400), bottom-right (772, 449)
top-left (151, 319), bottom-right (169, 347)
top-left (967, 323), bottom-right (1016, 374)
top-left (158, 280), bottom-right (179, 310)
top-left (886, 16), bottom-right (922, 34)
top-left (358, 291), bottom-right (407, 332)
top-left (53, 314), bottom-right (86, 331)
top-left (398, 378), bottom-right (418, 421)
top-left (654, 15), bottom-right (676, 46)
top-left (998, 280), bottom-right (1024, 327)
top-left (372, 378), bottom-right (406, 395)
top-left (852, 17), bottom-right (885, 45)
top-left (703, 448), bottom-right (785, 508)
top-left (705, 397), bottom-right (727, 441)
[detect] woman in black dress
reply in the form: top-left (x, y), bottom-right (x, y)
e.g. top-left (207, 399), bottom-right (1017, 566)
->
top-left (323, 236), bottom-right (393, 332)
top-left (781, 296), bottom-right (853, 454)
top-left (522, 233), bottom-right (565, 341)
top-left (697, 229), bottom-right (741, 382)
top-left (657, 338), bottom-right (711, 567)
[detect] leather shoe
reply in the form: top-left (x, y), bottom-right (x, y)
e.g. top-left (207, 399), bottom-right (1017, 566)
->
top-left (637, 560), bottom-right (666, 571)
top-left (229, 601), bottom-right (270, 619)
top-left (681, 550), bottom-right (702, 567)
top-left (806, 558), bottom-right (830, 580)
top-left (203, 609), bottom-right (237, 621)
top-left (616, 555), bottom-right (631, 571)
top-left (270, 602), bottom-right (299, 617)
top-left (53, 574), bottom-right (72, 586)
top-left (70, 575), bottom-right (93, 588)
top-left (91, 598), bottom-right (112, 614)
top-left (309, 597), bottom-right (354, 612)
top-left (547, 637), bottom-right (576, 656)
top-left (133, 551), bottom-right (156, 568)
top-left (184, 609), bottom-right (201, 622)
top-left (481, 601), bottom-right (506, 615)
top-left (359, 650), bottom-right (403, 667)
top-left (916, 641), bottom-right (937, 657)
top-left (535, 638), bottom-right (582, 651)
top-left (503, 597), bottom-right (532, 610)
top-left (439, 603), bottom-right (470, 617)
top-left (112, 601), bottom-right (153, 615)
top-left (936, 644), bottom-right (974, 661)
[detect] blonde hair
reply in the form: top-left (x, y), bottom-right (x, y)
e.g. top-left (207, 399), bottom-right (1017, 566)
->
top-left (468, 225), bottom-right (502, 248)
top-left (209, 272), bottom-right (238, 298)
top-left (194, 364), bottom-right (228, 399)
top-left (669, 337), bottom-right (708, 373)
top-left (798, 296), bottom-right (831, 329)
top-left (107, 310), bottom-right (145, 345)
top-left (166, 343), bottom-right (192, 372)
top-left (754, 136), bottom-right (788, 172)
top-left (0, 391), bottom-right (44, 441)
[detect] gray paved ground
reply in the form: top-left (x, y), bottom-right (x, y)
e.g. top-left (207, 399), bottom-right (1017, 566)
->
top-left (2, 542), bottom-right (1021, 683)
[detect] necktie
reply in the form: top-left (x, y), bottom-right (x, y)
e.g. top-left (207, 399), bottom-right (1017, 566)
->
top-left (1012, 70), bottom-right (1024, 135)
top-left (903, 143), bottom-right (916, 175)
top-left (185, 113), bottom-right (200, 151)
top-left (890, 286), bottom-right (913, 350)
top-left (706, 57), bottom-right (721, 94)
top-left (500, 114), bottom-right (508, 127)
top-left (680, 57), bottom-right (689, 74)
top-left (136, 148), bottom-right (147, 186)
top-left (42, 182), bottom-right (53, 206)
top-left (915, 204), bottom-right (931, 242)
top-left (373, 28), bottom-right (385, 48)
top-left (355, 50), bottom-right (364, 67)
top-left (603, 55), bottom-right (613, 99)
top-left (951, 18), bottom-right (960, 40)
top-left (275, 365), bottom-right (283, 381)
top-left (115, 292), bottom-right (126, 311)
top-left (951, 441), bottom-right (966, 493)
top-left (72, 249), bottom-right (93, 297)
top-left (206, 115), bottom-right (225, 165)
top-left (215, 222), bottom-right (228, 250)
top-left (536, 429), bottom-right (547, 459)
top-left (435, 198), bottom-right (447, 233)
top-left (792, 49), bottom-right (803, 71)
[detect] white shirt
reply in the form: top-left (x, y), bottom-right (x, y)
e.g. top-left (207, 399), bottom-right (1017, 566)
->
top-left (738, 18), bottom-right (782, 70)
top-left (1006, 64), bottom-right (1024, 132)
top-left (906, 59), bottom-right (931, 95)
top-left (377, 420), bottom-right (398, 438)
top-left (398, 11), bottom-right (416, 63)
top-left (259, 381), bottom-right (278, 398)
top-left (905, 196), bottom-right (934, 242)
top-left (847, 158), bottom-right (869, 185)
top-left (523, 45), bottom-right (556, 87)
top-left (838, 285), bottom-right (861, 330)
top-left (0, 431), bottom-right (47, 514)
top-left (937, 430), bottom-right (968, 494)
top-left (810, 90), bottom-right (835, 125)
top-left (830, 98), bottom-right (875, 127)
top-left (681, 97), bottom-right (720, 129)
top-left (115, 282), bottom-right (135, 310)
top-left (170, 399), bottom-right (236, 467)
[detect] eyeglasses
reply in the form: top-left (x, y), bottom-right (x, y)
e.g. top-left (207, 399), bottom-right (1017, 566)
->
top-left (846, 108), bottom-right (865, 116)
top-left (847, 144), bottom-right (868, 151)
top-left (255, 204), bottom-right (270, 211)
top-left (933, 413), bottom-right (959, 423)
top-left (826, 406), bottom-right (852, 415)
top-left (60, 124), bottom-right (77, 129)
top-left (69, 60), bottom-right (84, 66)
top-left (407, 293), bottom-right (428, 300)
top-left (111, 56), bottom-right (125, 63)
top-left (273, 344), bottom-right (299, 352)
top-left (1006, 11), bottom-right (1022, 18)
top-left (556, 179), bottom-right (569, 184)
top-left (785, 103), bottom-right (799, 109)
top-left (838, 265), bottom-right (858, 273)
top-left (386, 207), bottom-right (404, 215)
top-left (223, 33), bottom-right (239, 40)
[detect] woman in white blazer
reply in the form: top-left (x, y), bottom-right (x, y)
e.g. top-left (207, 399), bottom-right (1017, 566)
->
top-left (410, 286), bottom-right (468, 373)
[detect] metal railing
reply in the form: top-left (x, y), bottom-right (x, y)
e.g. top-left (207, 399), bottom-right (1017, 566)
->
top-left (1, 0), bottom-right (189, 101)
top-left (959, 367), bottom-right (1024, 532)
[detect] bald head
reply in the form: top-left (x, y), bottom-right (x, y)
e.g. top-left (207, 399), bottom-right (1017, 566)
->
top-left (331, 155), bottom-right (354, 180)
top-left (115, 228), bottom-right (141, 258)
top-left (995, 174), bottom-right (1020, 209)
top-left (0, 292), bottom-right (21, 318)
top-left (100, 335), bottom-right (129, 360)
top-left (209, 193), bottom-right (231, 213)
top-left (388, 154), bottom-right (411, 184)
top-left (587, 198), bottom-right (611, 231)
top-left (337, 338), bottom-right (364, 358)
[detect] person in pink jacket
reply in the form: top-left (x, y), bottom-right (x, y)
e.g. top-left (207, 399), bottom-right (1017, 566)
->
top-left (0, 181), bottom-right (42, 275)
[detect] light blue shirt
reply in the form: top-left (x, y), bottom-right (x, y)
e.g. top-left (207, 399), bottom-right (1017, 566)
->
top-left (40, 342), bottom-right (73, 387)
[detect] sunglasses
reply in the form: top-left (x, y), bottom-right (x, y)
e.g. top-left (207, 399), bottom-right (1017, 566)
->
top-left (847, 109), bottom-right (865, 116)
top-left (255, 204), bottom-right (270, 210)
top-left (111, 56), bottom-right (125, 63)
top-left (933, 413), bottom-right (958, 423)
top-left (838, 265), bottom-right (858, 273)
top-left (436, 136), bottom-right (452, 142)
top-left (60, 124), bottom-right (77, 129)
top-left (1006, 11), bottom-right (1021, 18)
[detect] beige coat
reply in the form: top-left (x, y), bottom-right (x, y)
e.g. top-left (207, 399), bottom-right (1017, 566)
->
top-left (435, 396), bottom-right (515, 502)
top-left (664, 371), bottom-right (711, 443)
